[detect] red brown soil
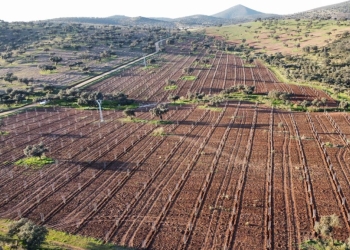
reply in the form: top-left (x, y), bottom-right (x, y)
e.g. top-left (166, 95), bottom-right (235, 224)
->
top-left (0, 47), bottom-right (349, 250)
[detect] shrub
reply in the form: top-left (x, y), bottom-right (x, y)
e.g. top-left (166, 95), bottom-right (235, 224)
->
top-left (152, 127), bottom-right (165, 136)
top-left (123, 109), bottom-right (136, 118)
top-left (7, 218), bottom-right (48, 250)
top-left (24, 142), bottom-right (48, 158)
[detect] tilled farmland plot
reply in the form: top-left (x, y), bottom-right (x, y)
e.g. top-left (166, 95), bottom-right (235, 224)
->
top-left (0, 50), bottom-right (349, 250)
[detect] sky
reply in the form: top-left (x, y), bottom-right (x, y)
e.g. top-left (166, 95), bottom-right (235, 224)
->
top-left (0, 0), bottom-right (346, 22)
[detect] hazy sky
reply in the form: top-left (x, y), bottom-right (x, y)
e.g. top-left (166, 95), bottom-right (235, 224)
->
top-left (0, 0), bottom-right (346, 22)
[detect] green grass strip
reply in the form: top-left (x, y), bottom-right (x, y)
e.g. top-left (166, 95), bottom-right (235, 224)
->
top-left (15, 156), bottom-right (54, 169)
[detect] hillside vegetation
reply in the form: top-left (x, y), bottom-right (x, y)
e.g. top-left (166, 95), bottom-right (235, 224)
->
top-left (0, 21), bottom-right (167, 90)
top-left (206, 18), bottom-right (350, 55)
top-left (290, 0), bottom-right (350, 20)
top-left (205, 18), bottom-right (350, 98)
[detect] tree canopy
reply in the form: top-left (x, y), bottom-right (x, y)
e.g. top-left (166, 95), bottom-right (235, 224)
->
top-left (7, 218), bottom-right (48, 250)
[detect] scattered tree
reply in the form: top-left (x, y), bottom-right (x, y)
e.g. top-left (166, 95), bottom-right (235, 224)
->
top-left (150, 104), bottom-right (169, 120)
top-left (123, 108), bottom-right (136, 118)
top-left (24, 142), bottom-right (48, 158)
top-left (49, 56), bottom-right (62, 65)
top-left (168, 94), bottom-right (180, 103)
top-left (7, 218), bottom-right (48, 250)
top-left (339, 100), bottom-right (348, 110)
top-left (314, 214), bottom-right (340, 244)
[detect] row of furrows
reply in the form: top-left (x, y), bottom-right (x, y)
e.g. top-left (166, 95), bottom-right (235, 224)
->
top-left (0, 110), bottom-right (159, 219)
top-left (199, 105), bottom-right (249, 249)
top-left (0, 108), bottom-right (142, 194)
top-left (197, 51), bottom-right (222, 94)
top-left (207, 52), bottom-right (224, 95)
top-left (88, 46), bottom-right (187, 94)
top-left (164, 50), bottom-right (209, 100)
top-left (234, 58), bottom-right (245, 86)
top-left (223, 54), bottom-right (237, 90)
top-left (133, 53), bottom-right (199, 102)
top-left (272, 111), bottom-right (298, 249)
top-left (180, 102), bottom-right (240, 250)
top-left (299, 113), bottom-right (349, 239)
top-left (110, 106), bottom-right (219, 247)
top-left (68, 108), bottom-right (196, 231)
top-left (89, 65), bottom-right (145, 93)
top-left (186, 52), bottom-right (220, 95)
top-left (102, 107), bottom-right (213, 243)
top-left (277, 112), bottom-right (301, 249)
top-left (119, 54), bottom-right (182, 98)
top-left (289, 113), bottom-right (318, 226)
top-left (265, 108), bottom-right (274, 249)
top-left (252, 62), bottom-right (268, 94)
top-left (229, 107), bottom-right (270, 249)
top-left (221, 53), bottom-right (229, 90)
top-left (87, 53), bottom-right (186, 101)
top-left (222, 105), bottom-right (258, 249)
top-left (308, 113), bottom-right (350, 236)
top-left (26, 108), bottom-right (193, 229)
top-left (174, 50), bottom-right (213, 96)
top-left (113, 107), bottom-right (216, 245)
top-left (242, 64), bottom-right (254, 88)
top-left (138, 103), bottom-right (230, 249)
top-left (3, 106), bottom-right (181, 207)
top-left (0, 108), bottom-right (106, 187)
top-left (0, 111), bottom-right (124, 204)
top-left (0, 108), bottom-right (86, 159)
top-left (202, 51), bottom-right (226, 95)
top-left (88, 52), bottom-right (184, 101)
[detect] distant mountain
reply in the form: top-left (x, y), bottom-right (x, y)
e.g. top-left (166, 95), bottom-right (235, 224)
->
top-left (49, 16), bottom-right (172, 26)
top-left (174, 15), bottom-right (231, 26)
top-left (288, 0), bottom-right (350, 19)
top-left (212, 4), bottom-right (278, 20)
top-left (149, 17), bottom-right (173, 22)
top-left (213, 4), bottom-right (263, 19)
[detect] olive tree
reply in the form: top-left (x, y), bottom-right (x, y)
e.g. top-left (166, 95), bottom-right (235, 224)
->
top-left (168, 94), bottom-right (179, 103)
top-left (150, 104), bottom-right (169, 120)
top-left (7, 218), bottom-right (48, 250)
top-left (24, 142), bottom-right (48, 158)
top-left (123, 108), bottom-right (136, 118)
top-left (314, 214), bottom-right (340, 244)
top-left (49, 56), bottom-right (62, 65)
